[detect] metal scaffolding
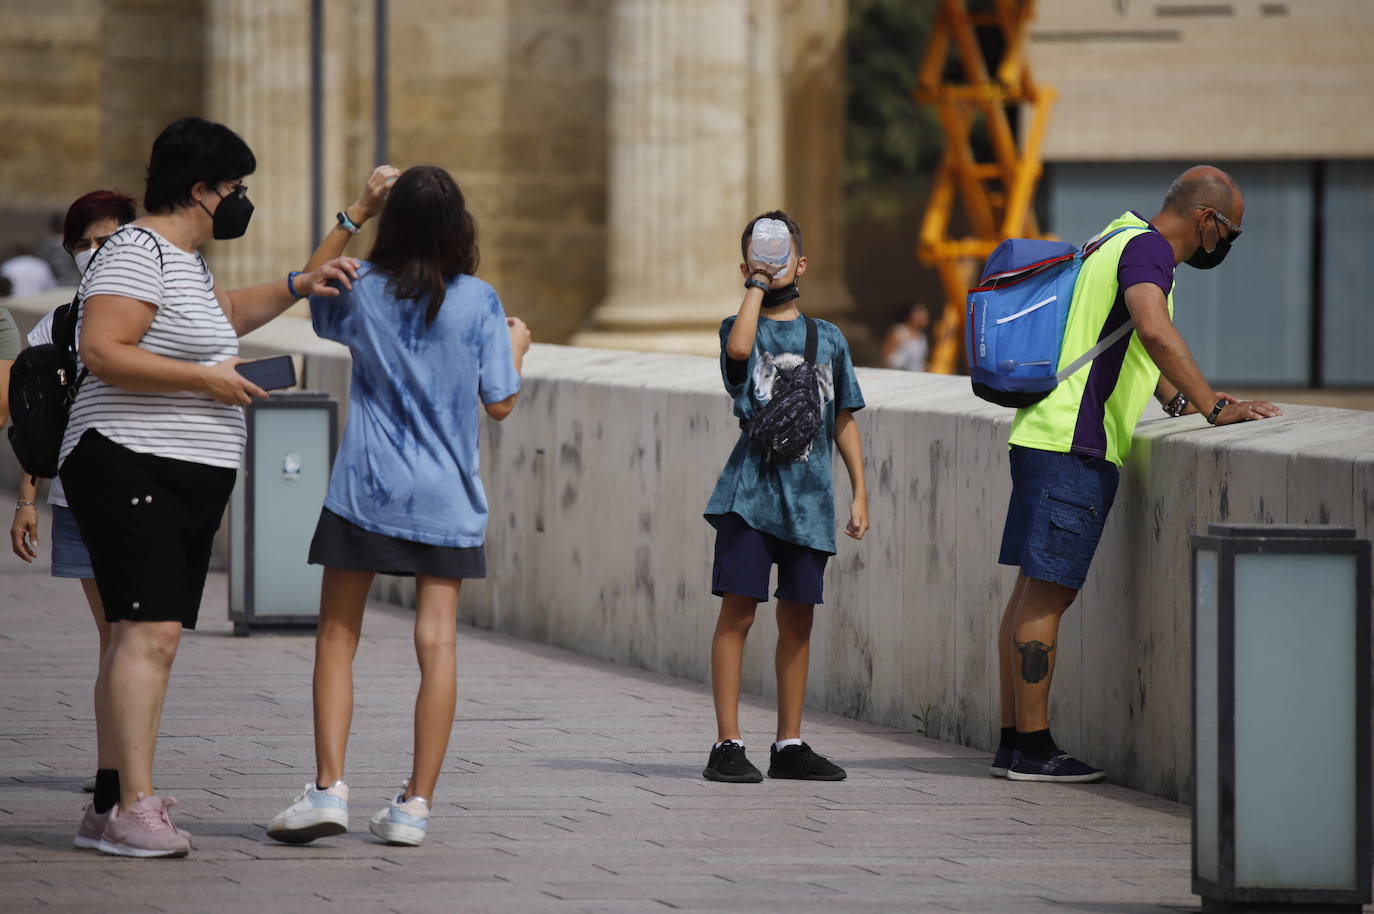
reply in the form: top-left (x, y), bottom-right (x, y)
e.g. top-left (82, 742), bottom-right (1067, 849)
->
top-left (915, 0), bottom-right (1056, 374)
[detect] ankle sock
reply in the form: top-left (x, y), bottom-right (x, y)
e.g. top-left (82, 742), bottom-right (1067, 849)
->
top-left (93, 769), bottom-right (120, 814)
top-left (999, 727), bottom-right (1017, 750)
top-left (773, 738), bottom-right (802, 751)
top-left (714, 739), bottom-right (744, 750)
top-left (1016, 728), bottom-right (1058, 759)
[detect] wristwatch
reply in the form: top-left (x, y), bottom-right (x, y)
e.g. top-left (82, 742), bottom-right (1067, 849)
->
top-left (1206, 399), bottom-right (1227, 425)
top-left (1162, 392), bottom-right (1187, 418)
top-left (336, 210), bottom-right (361, 234)
top-left (744, 276), bottom-right (770, 293)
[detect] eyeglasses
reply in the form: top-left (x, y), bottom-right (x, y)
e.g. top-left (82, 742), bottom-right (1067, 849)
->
top-left (1197, 205), bottom-right (1242, 242)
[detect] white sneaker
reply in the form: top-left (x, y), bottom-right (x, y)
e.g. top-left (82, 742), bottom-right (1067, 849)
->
top-left (369, 786), bottom-right (429, 846)
top-left (266, 781), bottom-right (349, 844)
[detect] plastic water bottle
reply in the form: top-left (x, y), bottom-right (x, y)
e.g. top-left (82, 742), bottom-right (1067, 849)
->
top-left (749, 218), bottom-right (792, 274)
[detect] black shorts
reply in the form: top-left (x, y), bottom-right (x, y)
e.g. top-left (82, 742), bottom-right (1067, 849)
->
top-left (710, 512), bottom-right (828, 605)
top-left (60, 429), bottom-right (236, 629)
top-left (308, 508), bottom-right (486, 579)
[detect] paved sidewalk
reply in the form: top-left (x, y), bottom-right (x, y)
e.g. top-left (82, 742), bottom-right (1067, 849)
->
top-left (2, 556), bottom-right (1200, 914)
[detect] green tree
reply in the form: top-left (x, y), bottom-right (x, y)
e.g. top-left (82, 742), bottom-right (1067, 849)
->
top-left (845, 0), bottom-right (943, 187)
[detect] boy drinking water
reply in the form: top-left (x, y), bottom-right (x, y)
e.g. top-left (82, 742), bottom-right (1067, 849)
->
top-left (702, 211), bottom-right (869, 783)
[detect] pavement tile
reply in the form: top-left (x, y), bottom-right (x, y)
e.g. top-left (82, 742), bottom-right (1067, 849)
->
top-left (0, 559), bottom-right (1226, 913)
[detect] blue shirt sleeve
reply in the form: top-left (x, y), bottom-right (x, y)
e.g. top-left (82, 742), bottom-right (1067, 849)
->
top-left (310, 285), bottom-right (353, 345)
top-left (831, 329), bottom-right (865, 412)
top-left (1117, 230), bottom-right (1175, 296)
top-left (478, 289), bottom-right (520, 405)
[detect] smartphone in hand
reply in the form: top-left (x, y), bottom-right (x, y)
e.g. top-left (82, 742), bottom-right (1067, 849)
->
top-left (235, 355), bottom-right (297, 391)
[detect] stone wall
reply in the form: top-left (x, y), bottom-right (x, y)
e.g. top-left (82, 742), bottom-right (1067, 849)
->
top-left (387, 0), bottom-right (610, 346)
top-left (0, 1), bottom-right (203, 252)
top-left (427, 344), bottom-right (1371, 803)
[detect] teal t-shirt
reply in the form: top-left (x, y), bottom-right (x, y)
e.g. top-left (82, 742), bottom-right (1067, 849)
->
top-left (704, 314), bottom-right (865, 555)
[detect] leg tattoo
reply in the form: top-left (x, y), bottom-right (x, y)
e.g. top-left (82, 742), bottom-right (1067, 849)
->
top-left (1015, 639), bottom-right (1055, 684)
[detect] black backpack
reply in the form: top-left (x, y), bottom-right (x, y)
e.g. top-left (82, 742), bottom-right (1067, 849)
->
top-left (742, 317), bottom-right (823, 463)
top-left (7, 226), bottom-right (161, 479)
top-left (8, 296), bottom-right (85, 479)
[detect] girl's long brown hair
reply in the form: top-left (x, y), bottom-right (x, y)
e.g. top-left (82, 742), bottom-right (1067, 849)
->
top-left (367, 165), bottom-right (479, 325)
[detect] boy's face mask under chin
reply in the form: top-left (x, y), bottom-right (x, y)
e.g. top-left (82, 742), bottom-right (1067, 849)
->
top-left (761, 277), bottom-right (800, 308)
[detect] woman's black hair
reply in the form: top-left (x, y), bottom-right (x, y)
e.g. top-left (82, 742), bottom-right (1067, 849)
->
top-left (143, 117), bottom-right (256, 214)
top-left (368, 165), bottom-right (480, 325)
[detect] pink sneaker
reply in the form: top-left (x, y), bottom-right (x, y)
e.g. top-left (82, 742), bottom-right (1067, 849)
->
top-left (74, 803), bottom-right (110, 849)
top-left (77, 801), bottom-right (191, 850)
top-left (159, 796), bottom-right (194, 844)
top-left (97, 794), bottom-right (191, 858)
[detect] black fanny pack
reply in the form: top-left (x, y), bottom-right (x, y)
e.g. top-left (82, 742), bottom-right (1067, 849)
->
top-left (740, 317), bottom-right (822, 463)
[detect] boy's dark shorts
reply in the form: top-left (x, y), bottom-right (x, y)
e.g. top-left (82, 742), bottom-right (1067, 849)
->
top-left (998, 445), bottom-right (1119, 591)
top-left (710, 512), bottom-right (828, 605)
top-left (60, 429), bottom-right (236, 630)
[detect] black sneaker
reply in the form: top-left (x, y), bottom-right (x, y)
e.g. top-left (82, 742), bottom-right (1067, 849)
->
top-left (767, 742), bottom-right (846, 781)
top-left (703, 741), bottom-right (763, 783)
top-left (989, 745), bottom-right (1014, 778)
top-left (1006, 750), bottom-right (1105, 783)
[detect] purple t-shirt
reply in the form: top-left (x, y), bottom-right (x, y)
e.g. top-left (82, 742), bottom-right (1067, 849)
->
top-left (1117, 210), bottom-right (1175, 295)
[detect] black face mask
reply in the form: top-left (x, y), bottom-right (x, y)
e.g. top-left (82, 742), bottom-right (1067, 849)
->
top-left (1185, 215), bottom-right (1232, 270)
top-left (200, 186), bottom-right (254, 240)
top-left (762, 280), bottom-right (800, 308)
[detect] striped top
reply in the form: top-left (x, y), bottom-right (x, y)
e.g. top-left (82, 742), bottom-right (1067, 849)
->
top-left (60, 225), bottom-right (245, 470)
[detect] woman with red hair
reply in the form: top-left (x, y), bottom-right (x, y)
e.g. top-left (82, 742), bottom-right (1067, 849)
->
top-left (10, 189), bottom-right (140, 803)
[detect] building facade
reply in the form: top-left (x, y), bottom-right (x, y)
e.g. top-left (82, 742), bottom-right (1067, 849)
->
top-left (0, 0), bottom-right (856, 356)
top-left (1029, 0), bottom-right (1374, 386)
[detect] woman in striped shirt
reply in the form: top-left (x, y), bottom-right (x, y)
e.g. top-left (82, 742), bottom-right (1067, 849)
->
top-left (59, 117), bottom-right (359, 858)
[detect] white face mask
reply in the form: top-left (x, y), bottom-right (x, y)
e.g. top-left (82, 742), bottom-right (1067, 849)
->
top-left (74, 249), bottom-right (95, 275)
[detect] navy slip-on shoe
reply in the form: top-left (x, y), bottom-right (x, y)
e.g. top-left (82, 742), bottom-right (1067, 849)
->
top-left (1007, 750), bottom-right (1105, 783)
top-left (990, 745), bottom-right (1015, 778)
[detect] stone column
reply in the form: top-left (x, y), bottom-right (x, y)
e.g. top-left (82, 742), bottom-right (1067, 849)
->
top-left (779, 0), bottom-right (869, 359)
top-left (203, 0), bottom-right (313, 294)
top-left (573, 0), bottom-right (757, 356)
top-left (576, 0), bottom-right (860, 358)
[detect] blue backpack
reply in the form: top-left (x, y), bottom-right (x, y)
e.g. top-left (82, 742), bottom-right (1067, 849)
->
top-left (965, 226), bottom-right (1144, 408)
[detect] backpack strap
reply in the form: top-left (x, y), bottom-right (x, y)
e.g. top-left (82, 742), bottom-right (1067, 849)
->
top-left (1081, 224), bottom-right (1144, 257)
top-left (51, 295), bottom-right (80, 352)
top-left (1054, 319), bottom-right (1137, 382)
top-left (61, 225), bottom-right (165, 387)
top-left (803, 316), bottom-right (818, 365)
top-left (121, 225), bottom-right (166, 271)
top-left (1054, 224), bottom-right (1153, 382)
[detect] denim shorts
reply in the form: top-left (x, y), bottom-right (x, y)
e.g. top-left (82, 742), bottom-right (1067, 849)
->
top-left (50, 504), bottom-right (95, 579)
top-left (998, 445), bottom-right (1119, 591)
top-left (710, 512), bottom-right (828, 605)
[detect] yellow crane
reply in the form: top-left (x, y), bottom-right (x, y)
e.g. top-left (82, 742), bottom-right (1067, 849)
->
top-left (916, 0), bottom-right (1056, 374)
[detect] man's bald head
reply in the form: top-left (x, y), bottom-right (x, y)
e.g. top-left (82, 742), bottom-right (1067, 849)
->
top-left (1162, 165), bottom-right (1243, 222)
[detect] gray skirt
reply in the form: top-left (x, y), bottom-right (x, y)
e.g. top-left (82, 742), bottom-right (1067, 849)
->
top-left (308, 508), bottom-right (486, 579)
